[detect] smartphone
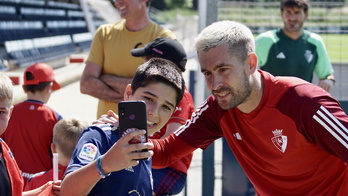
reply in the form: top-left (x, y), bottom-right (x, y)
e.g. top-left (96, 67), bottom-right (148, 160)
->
top-left (118, 101), bottom-right (148, 159)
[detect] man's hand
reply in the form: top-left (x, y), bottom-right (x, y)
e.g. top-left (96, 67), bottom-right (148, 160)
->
top-left (80, 62), bottom-right (123, 102)
top-left (101, 129), bottom-right (154, 173)
top-left (100, 74), bottom-right (132, 97)
top-left (318, 79), bottom-right (334, 93)
top-left (93, 110), bottom-right (119, 125)
top-left (23, 180), bottom-right (61, 196)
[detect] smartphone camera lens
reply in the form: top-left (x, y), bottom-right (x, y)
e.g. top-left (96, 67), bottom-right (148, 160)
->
top-left (120, 107), bottom-right (125, 116)
top-left (129, 114), bottom-right (135, 120)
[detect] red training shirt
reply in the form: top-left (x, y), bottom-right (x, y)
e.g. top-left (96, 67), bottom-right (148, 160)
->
top-left (152, 70), bottom-right (348, 195)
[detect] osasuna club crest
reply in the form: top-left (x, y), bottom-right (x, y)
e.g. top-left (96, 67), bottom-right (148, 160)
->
top-left (271, 129), bottom-right (288, 153)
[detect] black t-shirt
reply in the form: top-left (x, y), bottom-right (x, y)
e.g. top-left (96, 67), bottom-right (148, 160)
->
top-left (0, 145), bottom-right (11, 196)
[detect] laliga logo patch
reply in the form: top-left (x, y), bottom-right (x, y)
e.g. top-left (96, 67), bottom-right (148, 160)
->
top-left (271, 129), bottom-right (287, 153)
top-left (79, 143), bottom-right (98, 161)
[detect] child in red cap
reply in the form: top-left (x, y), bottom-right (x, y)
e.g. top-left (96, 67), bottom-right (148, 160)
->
top-left (0, 72), bottom-right (60, 196)
top-left (1, 63), bottom-right (63, 185)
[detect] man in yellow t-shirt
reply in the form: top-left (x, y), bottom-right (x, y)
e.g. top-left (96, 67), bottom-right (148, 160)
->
top-left (80, 0), bottom-right (175, 117)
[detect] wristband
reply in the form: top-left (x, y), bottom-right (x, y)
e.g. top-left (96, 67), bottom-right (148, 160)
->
top-left (324, 75), bottom-right (335, 84)
top-left (327, 78), bottom-right (335, 85)
top-left (96, 155), bottom-right (110, 178)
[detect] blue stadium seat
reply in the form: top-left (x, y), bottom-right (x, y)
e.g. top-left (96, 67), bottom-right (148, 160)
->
top-left (0, 0), bottom-right (89, 69)
top-left (46, 20), bottom-right (88, 36)
top-left (0, 5), bottom-right (19, 21)
top-left (0, 21), bottom-right (47, 44)
top-left (5, 35), bottom-right (78, 68)
top-left (72, 32), bottom-right (92, 52)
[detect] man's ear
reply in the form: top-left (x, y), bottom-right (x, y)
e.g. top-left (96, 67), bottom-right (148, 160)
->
top-left (124, 84), bottom-right (133, 101)
top-left (247, 53), bottom-right (258, 73)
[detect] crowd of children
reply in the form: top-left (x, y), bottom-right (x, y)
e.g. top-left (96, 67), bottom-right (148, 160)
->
top-left (0, 36), bottom-right (194, 196)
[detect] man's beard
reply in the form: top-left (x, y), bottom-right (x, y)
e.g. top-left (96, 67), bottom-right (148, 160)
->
top-left (213, 73), bottom-right (252, 110)
top-left (285, 20), bottom-right (304, 33)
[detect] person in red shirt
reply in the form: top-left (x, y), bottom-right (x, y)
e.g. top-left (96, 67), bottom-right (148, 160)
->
top-left (1, 63), bottom-right (62, 183)
top-left (24, 117), bottom-right (88, 191)
top-left (131, 37), bottom-right (195, 195)
top-left (149, 21), bottom-right (348, 195)
top-left (0, 72), bottom-right (60, 196)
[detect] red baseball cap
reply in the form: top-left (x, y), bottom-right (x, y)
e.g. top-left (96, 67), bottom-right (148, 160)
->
top-left (23, 63), bottom-right (61, 90)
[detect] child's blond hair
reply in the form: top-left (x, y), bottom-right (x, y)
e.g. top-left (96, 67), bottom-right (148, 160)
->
top-left (53, 117), bottom-right (88, 158)
top-left (0, 72), bottom-right (13, 103)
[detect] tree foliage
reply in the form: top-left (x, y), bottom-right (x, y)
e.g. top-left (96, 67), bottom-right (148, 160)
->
top-left (151, 0), bottom-right (197, 10)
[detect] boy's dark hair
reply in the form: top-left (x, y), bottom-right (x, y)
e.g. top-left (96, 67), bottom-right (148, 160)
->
top-left (281, 0), bottom-right (309, 12)
top-left (23, 72), bottom-right (51, 93)
top-left (131, 58), bottom-right (185, 106)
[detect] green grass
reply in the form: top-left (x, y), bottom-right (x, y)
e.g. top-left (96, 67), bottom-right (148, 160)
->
top-left (320, 34), bottom-right (348, 63)
top-left (157, 8), bottom-right (348, 64)
top-left (217, 2), bottom-right (348, 64)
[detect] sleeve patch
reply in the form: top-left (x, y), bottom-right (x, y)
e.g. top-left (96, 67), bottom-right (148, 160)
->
top-left (78, 143), bottom-right (98, 161)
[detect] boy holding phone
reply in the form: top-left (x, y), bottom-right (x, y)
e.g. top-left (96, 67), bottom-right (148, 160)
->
top-left (61, 58), bottom-right (185, 196)
top-left (131, 37), bottom-right (195, 195)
